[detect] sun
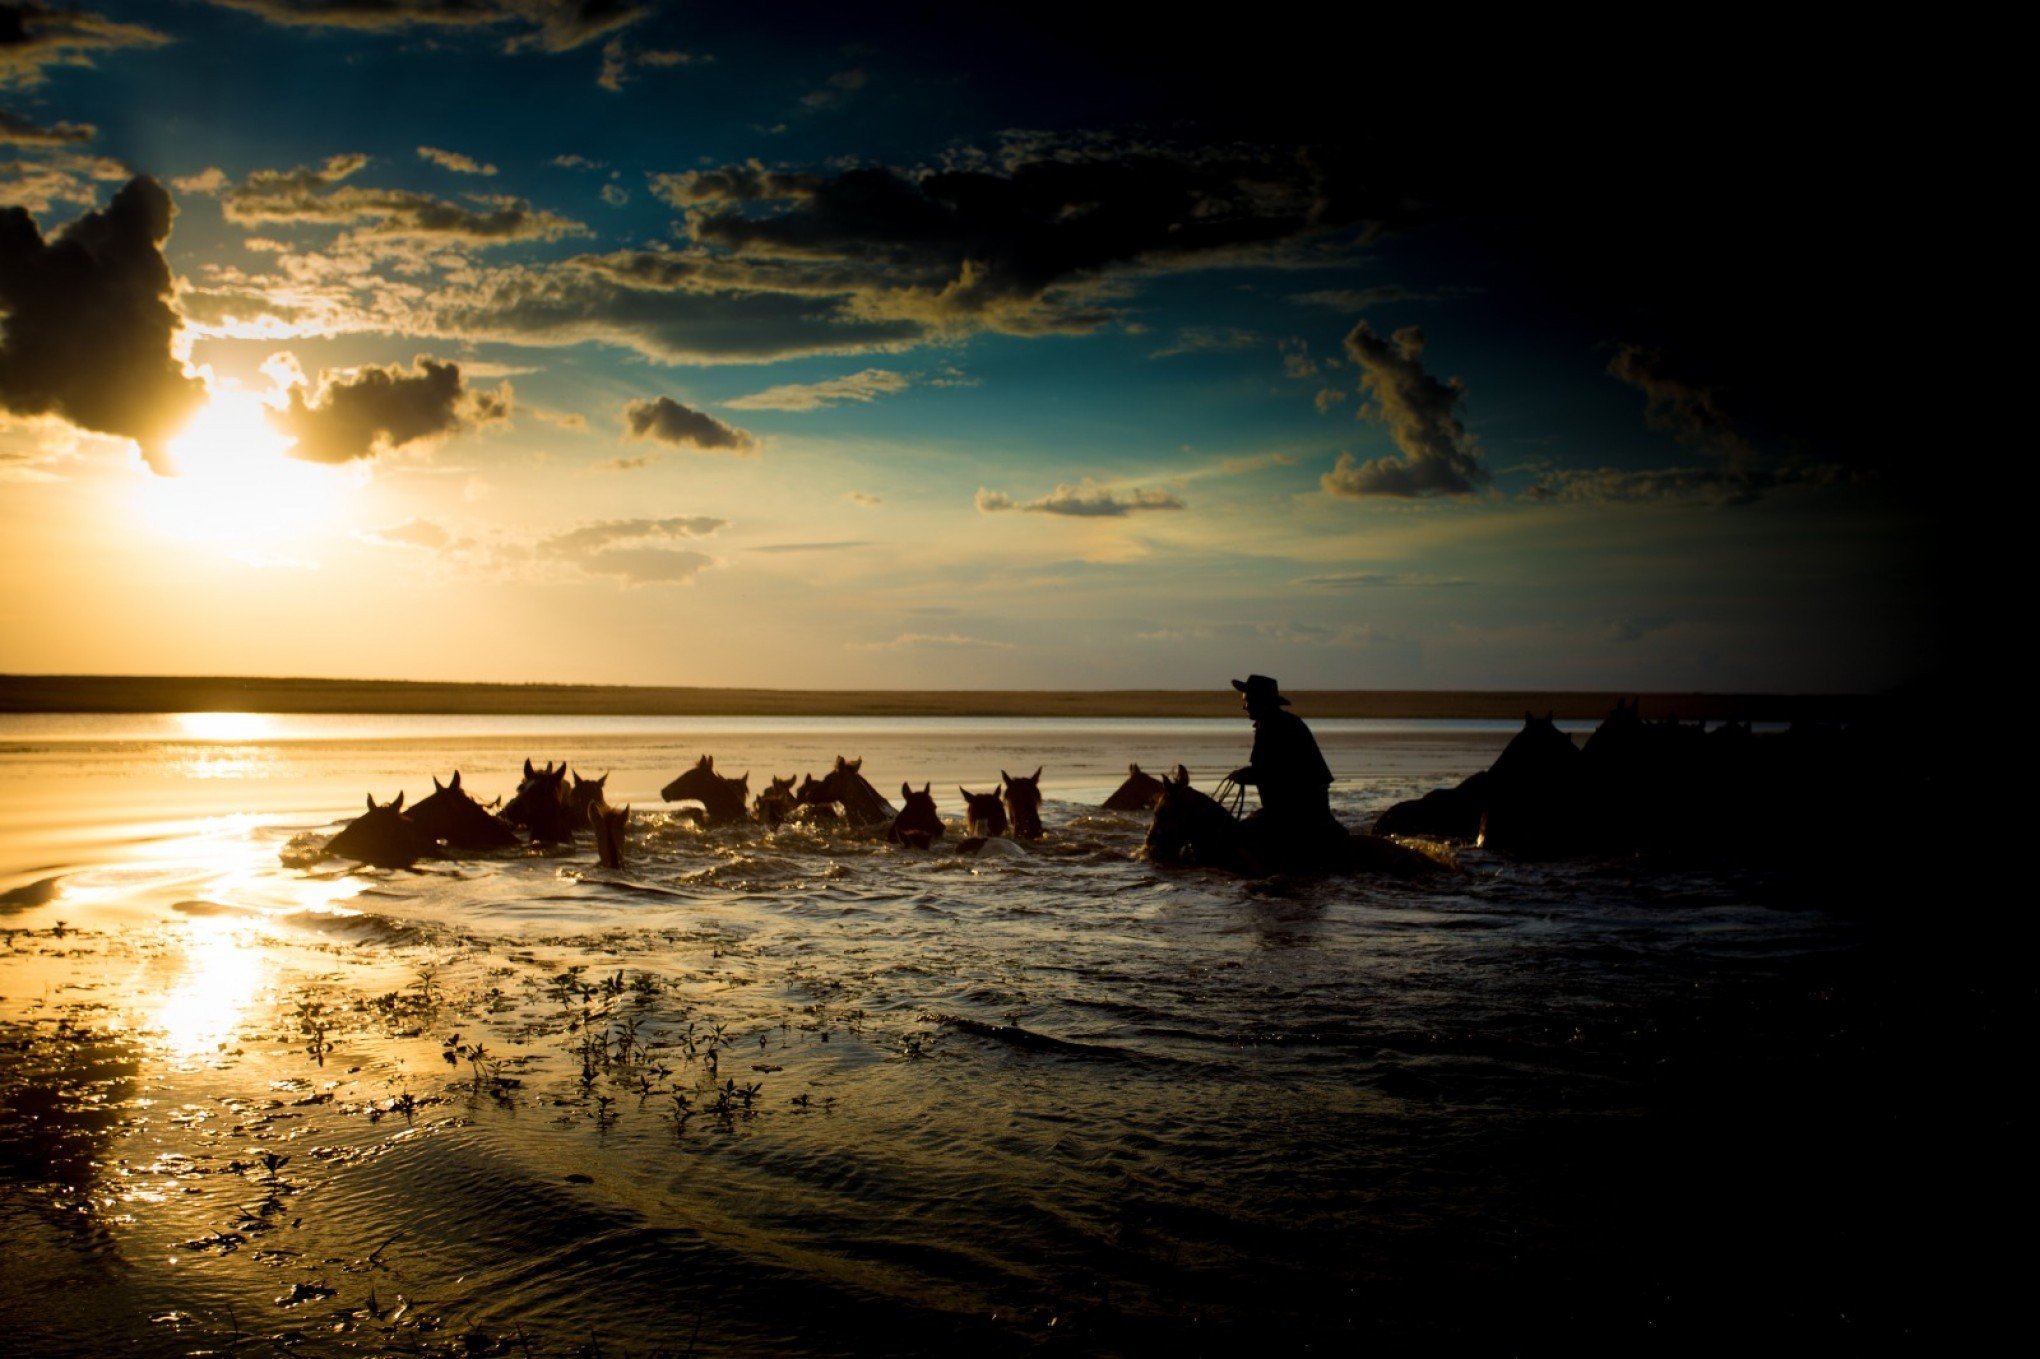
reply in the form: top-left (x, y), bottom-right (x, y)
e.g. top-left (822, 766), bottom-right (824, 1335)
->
top-left (137, 383), bottom-right (356, 554)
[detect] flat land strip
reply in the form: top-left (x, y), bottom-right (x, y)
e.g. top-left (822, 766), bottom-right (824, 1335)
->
top-left (0, 675), bottom-right (1876, 723)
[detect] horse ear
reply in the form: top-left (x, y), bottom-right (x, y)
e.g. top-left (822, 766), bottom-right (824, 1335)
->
top-left (739, 772), bottom-right (750, 790)
top-left (366, 793), bottom-right (376, 812)
top-left (433, 774), bottom-right (443, 791)
top-left (848, 757), bottom-right (862, 772)
top-left (902, 782), bottom-right (913, 800)
top-left (1001, 769), bottom-right (1012, 785)
top-left (1129, 763), bottom-right (1141, 775)
top-left (921, 781), bottom-right (931, 796)
top-left (960, 787), bottom-right (972, 801)
top-left (393, 791), bottom-right (405, 812)
top-left (1032, 765), bottom-right (1042, 782)
top-left (524, 758), bottom-right (536, 778)
top-left (451, 770), bottom-right (462, 790)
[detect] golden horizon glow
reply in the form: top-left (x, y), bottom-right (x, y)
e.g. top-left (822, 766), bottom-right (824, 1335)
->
top-left (173, 711), bottom-right (275, 742)
top-left (136, 384), bottom-right (357, 555)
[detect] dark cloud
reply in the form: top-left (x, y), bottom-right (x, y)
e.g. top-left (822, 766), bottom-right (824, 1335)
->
top-left (0, 176), bottom-right (204, 471)
top-left (976, 481), bottom-right (1184, 517)
top-left (542, 516), bottom-right (725, 554)
top-left (0, 3), bottom-right (167, 89)
top-left (1296, 571), bottom-right (1474, 587)
top-left (0, 106), bottom-right (91, 143)
top-left (1606, 342), bottom-right (1752, 463)
top-left (223, 154), bottom-right (586, 243)
top-left (1320, 320), bottom-right (1487, 499)
top-left (272, 354), bottom-right (511, 463)
top-left (597, 36), bottom-right (696, 92)
top-left (1291, 285), bottom-right (1475, 310)
top-left (649, 135), bottom-right (1396, 338)
top-left (202, 1), bottom-right (647, 53)
top-left (1518, 463), bottom-right (1845, 508)
top-left (620, 396), bottom-right (757, 453)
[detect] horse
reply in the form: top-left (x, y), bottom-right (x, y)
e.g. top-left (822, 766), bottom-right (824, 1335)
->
top-left (799, 756), bottom-right (897, 826)
top-left (567, 770), bottom-right (610, 824)
top-left (960, 785), bottom-right (1008, 838)
top-left (660, 754), bottom-right (750, 826)
top-left (504, 758), bottom-right (580, 844)
top-left (1371, 769), bottom-right (1488, 840)
top-left (1102, 762), bottom-right (1166, 812)
top-left (589, 799), bottom-right (630, 869)
top-left (888, 782), bottom-right (943, 848)
top-left (752, 775), bottom-right (799, 826)
top-left (326, 792), bottom-right (440, 869)
top-left (1001, 767), bottom-right (1044, 840)
top-left (405, 770), bottom-right (519, 852)
top-left (1144, 766), bottom-right (1442, 879)
top-left (1476, 713), bottom-right (1585, 858)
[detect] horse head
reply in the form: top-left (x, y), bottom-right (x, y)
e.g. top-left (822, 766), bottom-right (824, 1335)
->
top-left (889, 781), bottom-right (943, 847)
top-left (1001, 766), bottom-right (1044, 840)
top-left (960, 785), bottom-right (1008, 838)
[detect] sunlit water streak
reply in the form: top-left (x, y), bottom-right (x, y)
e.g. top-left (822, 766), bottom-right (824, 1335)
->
top-left (0, 714), bottom-right (1918, 1354)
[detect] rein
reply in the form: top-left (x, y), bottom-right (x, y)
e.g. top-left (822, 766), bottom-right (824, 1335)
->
top-left (1211, 776), bottom-right (1246, 821)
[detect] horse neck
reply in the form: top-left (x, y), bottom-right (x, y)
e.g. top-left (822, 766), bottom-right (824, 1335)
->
top-left (836, 776), bottom-right (889, 820)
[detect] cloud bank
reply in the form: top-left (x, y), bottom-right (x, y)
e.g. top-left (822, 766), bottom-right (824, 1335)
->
top-left (1320, 320), bottom-right (1487, 498)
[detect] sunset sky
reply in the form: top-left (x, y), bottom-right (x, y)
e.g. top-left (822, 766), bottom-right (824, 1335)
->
top-left (1, 3), bottom-right (1941, 692)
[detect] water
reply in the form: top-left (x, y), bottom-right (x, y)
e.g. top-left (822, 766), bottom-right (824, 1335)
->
top-left (0, 714), bottom-right (1970, 1353)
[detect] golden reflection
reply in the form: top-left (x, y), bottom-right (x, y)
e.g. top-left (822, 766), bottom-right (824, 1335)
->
top-left (174, 712), bottom-right (274, 742)
top-left (153, 917), bottom-right (266, 1059)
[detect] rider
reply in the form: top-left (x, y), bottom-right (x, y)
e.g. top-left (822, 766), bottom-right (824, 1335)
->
top-left (1227, 674), bottom-right (1343, 855)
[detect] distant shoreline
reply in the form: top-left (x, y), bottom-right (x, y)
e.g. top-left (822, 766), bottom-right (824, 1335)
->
top-left (0, 674), bottom-right (1880, 723)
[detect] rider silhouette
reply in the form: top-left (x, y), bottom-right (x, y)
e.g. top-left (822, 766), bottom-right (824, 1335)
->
top-left (1227, 674), bottom-right (1342, 853)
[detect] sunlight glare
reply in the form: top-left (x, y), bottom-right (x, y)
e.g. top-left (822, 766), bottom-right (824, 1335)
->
top-left (139, 384), bottom-right (354, 550)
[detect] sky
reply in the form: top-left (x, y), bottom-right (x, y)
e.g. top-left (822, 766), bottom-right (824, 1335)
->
top-left (0, 2), bottom-right (1945, 692)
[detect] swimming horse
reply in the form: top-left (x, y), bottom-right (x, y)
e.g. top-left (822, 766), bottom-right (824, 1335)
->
top-left (797, 756), bottom-right (897, 827)
top-left (959, 784), bottom-right (1007, 838)
top-left (326, 792), bottom-right (441, 869)
top-left (504, 759), bottom-right (581, 844)
top-left (406, 770), bottom-right (519, 852)
top-left (589, 798), bottom-right (630, 869)
top-left (660, 754), bottom-right (750, 826)
top-left (1102, 763), bottom-right (1166, 812)
top-left (888, 783), bottom-right (944, 848)
top-left (752, 775), bottom-right (799, 826)
top-left (1144, 766), bottom-right (1441, 879)
top-left (1001, 767), bottom-right (1044, 840)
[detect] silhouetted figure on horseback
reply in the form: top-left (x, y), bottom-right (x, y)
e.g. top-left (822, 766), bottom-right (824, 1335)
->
top-left (1225, 674), bottom-right (1344, 862)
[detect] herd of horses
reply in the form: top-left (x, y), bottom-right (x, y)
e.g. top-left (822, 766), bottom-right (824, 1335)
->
top-left (312, 702), bottom-right (1888, 878)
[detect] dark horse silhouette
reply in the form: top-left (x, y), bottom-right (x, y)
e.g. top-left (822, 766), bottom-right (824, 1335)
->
top-left (327, 792), bottom-right (440, 869)
top-left (660, 755), bottom-right (750, 826)
top-left (752, 775), bottom-right (799, 826)
top-left (960, 784), bottom-right (1007, 838)
top-left (1144, 766), bottom-right (1440, 878)
top-left (1103, 763), bottom-right (1166, 812)
top-left (1001, 767), bottom-right (1044, 840)
top-left (504, 759), bottom-right (580, 844)
top-left (1476, 713), bottom-right (1584, 858)
top-left (406, 770), bottom-right (518, 852)
top-left (798, 756), bottom-right (897, 826)
top-left (567, 770), bottom-right (610, 825)
top-left (888, 782), bottom-right (943, 848)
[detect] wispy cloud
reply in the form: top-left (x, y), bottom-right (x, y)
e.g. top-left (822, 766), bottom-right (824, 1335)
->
top-left (851, 632), bottom-right (1013, 651)
top-left (418, 145), bottom-right (497, 176)
top-left (724, 367), bottom-right (911, 411)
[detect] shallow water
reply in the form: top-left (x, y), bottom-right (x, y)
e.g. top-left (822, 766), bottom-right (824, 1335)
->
top-left (0, 714), bottom-right (1976, 1353)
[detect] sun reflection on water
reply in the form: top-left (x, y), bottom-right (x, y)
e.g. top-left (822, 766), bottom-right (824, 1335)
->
top-left (153, 917), bottom-right (267, 1059)
top-left (174, 712), bottom-right (274, 742)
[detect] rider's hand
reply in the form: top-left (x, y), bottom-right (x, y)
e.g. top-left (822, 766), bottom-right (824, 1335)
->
top-left (1228, 766), bottom-right (1253, 785)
